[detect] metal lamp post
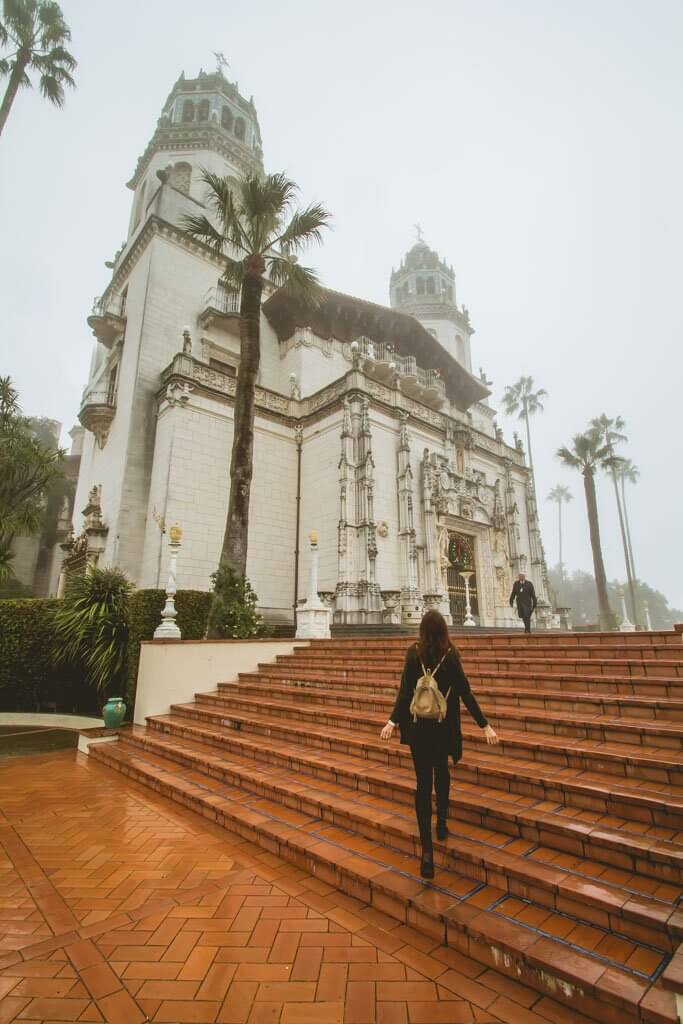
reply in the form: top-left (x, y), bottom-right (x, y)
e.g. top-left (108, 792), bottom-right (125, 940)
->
top-left (154, 523), bottom-right (183, 639)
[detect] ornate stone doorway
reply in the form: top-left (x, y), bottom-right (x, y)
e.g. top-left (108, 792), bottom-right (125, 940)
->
top-left (446, 532), bottom-right (479, 626)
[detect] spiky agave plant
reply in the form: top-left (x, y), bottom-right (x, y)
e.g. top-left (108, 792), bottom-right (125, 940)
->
top-left (54, 565), bottom-right (131, 697)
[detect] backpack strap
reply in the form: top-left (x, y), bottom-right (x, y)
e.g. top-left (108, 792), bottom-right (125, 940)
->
top-left (433, 651), bottom-right (448, 676)
top-left (416, 646), bottom-right (449, 679)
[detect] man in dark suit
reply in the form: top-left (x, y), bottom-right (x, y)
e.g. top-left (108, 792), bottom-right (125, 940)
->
top-left (509, 571), bottom-right (537, 633)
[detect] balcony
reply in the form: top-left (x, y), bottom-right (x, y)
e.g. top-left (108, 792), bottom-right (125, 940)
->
top-left (349, 336), bottom-right (447, 408)
top-left (87, 294), bottom-right (127, 348)
top-left (198, 285), bottom-right (241, 334)
top-left (78, 388), bottom-right (117, 449)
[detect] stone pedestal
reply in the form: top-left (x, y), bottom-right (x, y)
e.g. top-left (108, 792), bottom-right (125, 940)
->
top-left (154, 528), bottom-right (182, 640)
top-left (618, 590), bottom-right (635, 633)
top-left (296, 534), bottom-right (331, 639)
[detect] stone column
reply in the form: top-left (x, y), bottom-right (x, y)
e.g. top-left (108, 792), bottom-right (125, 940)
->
top-left (397, 414), bottom-right (421, 623)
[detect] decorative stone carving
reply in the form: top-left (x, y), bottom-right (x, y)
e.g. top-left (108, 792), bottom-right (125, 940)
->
top-left (165, 381), bottom-right (193, 407)
top-left (381, 590), bottom-right (401, 625)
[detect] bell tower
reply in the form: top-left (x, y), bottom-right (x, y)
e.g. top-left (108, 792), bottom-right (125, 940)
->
top-left (390, 233), bottom-right (475, 372)
top-left (125, 68), bottom-right (264, 239)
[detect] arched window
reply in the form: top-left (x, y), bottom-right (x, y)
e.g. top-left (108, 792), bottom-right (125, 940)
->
top-left (221, 105), bottom-right (233, 130)
top-left (426, 277), bottom-right (435, 294)
top-left (198, 99), bottom-right (210, 121)
top-left (234, 117), bottom-right (245, 140)
top-left (416, 277), bottom-right (425, 296)
top-left (169, 162), bottom-right (192, 195)
top-left (182, 100), bottom-right (195, 122)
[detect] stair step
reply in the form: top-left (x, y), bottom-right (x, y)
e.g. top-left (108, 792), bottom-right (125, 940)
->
top-left (233, 667), bottom-right (683, 701)
top-left (194, 689), bottom-right (683, 752)
top-left (118, 728), bottom-right (683, 940)
top-left (223, 677), bottom-right (683, 722)
top-left (136, 717), bottom-right (683, 886)
top-left (91, 737), bottom-right (677, 1023)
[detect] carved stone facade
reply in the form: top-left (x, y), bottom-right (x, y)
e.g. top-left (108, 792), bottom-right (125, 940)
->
top-left (69, 69), bottom-right (552, 629)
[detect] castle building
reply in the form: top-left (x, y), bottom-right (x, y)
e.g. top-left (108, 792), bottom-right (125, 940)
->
top-left (64, 68), bottom-right (552, 628)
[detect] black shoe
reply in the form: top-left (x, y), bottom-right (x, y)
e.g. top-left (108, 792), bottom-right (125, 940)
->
top-left (436, 818), bottom-right (448, 841)
top-left (420, 847), bottom-right (435, 879)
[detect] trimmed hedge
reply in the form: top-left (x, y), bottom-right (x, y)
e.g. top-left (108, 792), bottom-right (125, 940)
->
top-left (125, 589), bottom-right (212, 708)
top-left (0, 598), bottom-right (94, 712)
top-left (0, 589), bottom-right (212, 715)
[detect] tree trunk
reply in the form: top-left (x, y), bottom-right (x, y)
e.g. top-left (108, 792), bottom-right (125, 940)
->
top-left (0, 61), bottom-right (27, 138)
top-left (621, 475), bottom-right (638, 584)
top-left (558, 499), bottom-right (563, 580)
top-left (206, 263), bottom-right (263, 638)
top-left (611, 469), bottom-right (638, 625)
top-left (523, 403), bottom-right (535, 483)
top-left (583, 468), bottom-right (613, 630)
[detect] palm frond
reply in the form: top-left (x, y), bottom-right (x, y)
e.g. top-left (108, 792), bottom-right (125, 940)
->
top-left (39, 72), bottom-right (66, 104)
top-left (270, 202), bottom-right (331, 252)
top-left (556, 445), bottom-right (581, 469)
top-left (198, 169), bottom-right (249, 253)
top-left (219, 256), bottom-right (245, 291)
top-left (181, 212), bottom-right (229, 259)
top-left (268, 258), bottom-right (323, 306)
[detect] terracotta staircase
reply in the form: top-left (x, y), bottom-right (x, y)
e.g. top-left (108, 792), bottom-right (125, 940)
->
top-left (91, 630), bottom-right (683, 1023)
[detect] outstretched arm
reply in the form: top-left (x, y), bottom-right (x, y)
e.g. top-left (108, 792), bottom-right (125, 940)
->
top-left (381, 647), bottom-right (416, 741)
top-left (454, 658), bottom-right (498, 745)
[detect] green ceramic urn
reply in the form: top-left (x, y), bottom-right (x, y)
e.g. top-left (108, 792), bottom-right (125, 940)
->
top-left (102, 696), bottom-right (126, 729)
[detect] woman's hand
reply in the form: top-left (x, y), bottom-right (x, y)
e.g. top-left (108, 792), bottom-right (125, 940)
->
top-left (483, 724), bottom-right (499, 745)
top-left (380, 722), bottom-right (395, 741)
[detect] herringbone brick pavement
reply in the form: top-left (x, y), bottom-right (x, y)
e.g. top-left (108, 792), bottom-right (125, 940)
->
top-left (0, 750), bottom-right (600, 1023)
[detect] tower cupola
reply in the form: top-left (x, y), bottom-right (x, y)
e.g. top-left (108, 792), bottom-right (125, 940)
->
top-left (389, 233), bottom-right (475, 371)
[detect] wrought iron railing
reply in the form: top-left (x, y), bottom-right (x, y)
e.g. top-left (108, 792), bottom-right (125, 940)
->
top-left (203, 285), bottom-right (240, 315)
top-left (80, 388), bottom-right (117, 411)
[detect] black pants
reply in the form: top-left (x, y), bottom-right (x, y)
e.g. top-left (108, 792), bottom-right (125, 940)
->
top-left (521, 612), bottom-right (532, 633)
top-left (410, 749), bottom-right (450, 847)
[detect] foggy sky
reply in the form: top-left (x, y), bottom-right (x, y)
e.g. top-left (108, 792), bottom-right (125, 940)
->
top-left (2, 0), bottom-right (682, 609)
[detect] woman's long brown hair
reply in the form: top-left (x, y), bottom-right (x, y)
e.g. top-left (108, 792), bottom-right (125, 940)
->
top-left (417, 609), bottom-right (458, 668)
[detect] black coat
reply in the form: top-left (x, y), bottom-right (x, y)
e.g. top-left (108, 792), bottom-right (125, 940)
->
top-left (509, 579), bottom-right (537, 617)
top-left (389, 644), bottom-right (488, 763)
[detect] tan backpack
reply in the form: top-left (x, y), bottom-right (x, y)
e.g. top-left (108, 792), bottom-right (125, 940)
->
top-left (410, 648), bottom-right (451, 723)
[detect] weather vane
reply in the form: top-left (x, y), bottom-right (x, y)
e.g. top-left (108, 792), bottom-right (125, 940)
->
top-left (214, 51), bottom-right (229, 75)
top-left (414, 223), bottom-right (424, 243)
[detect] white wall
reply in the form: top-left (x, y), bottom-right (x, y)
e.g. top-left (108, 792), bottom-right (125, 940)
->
top-left (134, 638), bottom-right (306, 725)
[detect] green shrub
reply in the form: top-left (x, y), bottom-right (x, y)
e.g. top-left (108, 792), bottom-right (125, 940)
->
top-left (206, 567), bottom-right (265, 639)
top-left (54, 567), bottom-right (132, 697)
top-left (0, 587), bottom-right (211, 715)
top-left (125, 589), bottom-right (212, 708)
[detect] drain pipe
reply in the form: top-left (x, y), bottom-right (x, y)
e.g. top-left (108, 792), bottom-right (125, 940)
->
top-left (293, 423), bottom-right (303, 623)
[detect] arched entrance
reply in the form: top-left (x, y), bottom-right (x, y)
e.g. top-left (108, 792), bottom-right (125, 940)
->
top-left (446, 532), bottom-right (479, 625)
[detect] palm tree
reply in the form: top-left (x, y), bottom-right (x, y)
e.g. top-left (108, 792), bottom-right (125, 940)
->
top-left (183, 171), bottom-right (330, 629)
top-left (557, 429), bottom-right (615, 630)
top-left (590, 414), bottom-right (638, 625)
top-left (617, 457), bottom-right (640, 596)
top-left (0, 0), bottom-right (76, 138)
top-left (501, 376), bottom-right (547, 484)
top-left (547, 485), bottom-right (572, 580)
